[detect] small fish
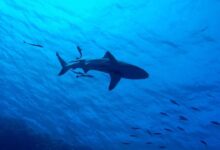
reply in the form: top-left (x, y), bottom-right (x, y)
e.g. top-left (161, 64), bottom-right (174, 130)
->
top-left (179, 115), bottom-right (188, 121)
top-left (73, 71), bottom-right (94, 78)
top-left (160, 40), bottom-right (179, 49)
top-left (200, 140), bottom-right (207, 146)
top-left (177, 126), bottom-right (185, 131)
top-left (200, 26), bottom-right (208, 33)
top-left (76, 46), bottom-right (82, 59)
top-left (160, 112), bottom-right (169, 116)
top-left (211, 121), bottom-right (220, 126)
top-left (207, 94), bottom-right (214, 98)
top-left (129, 134), bottom-right (138, 138)
top-left (191, 107), bottom-right (200, 111)
top-left (23, 41), bottom-right (43, 48)
top-left (146, 142), bottom-right (153, 145)
top-left (203, 35), bottom-right (216, 42)
top-left (164, 128), bottom-right (173, 132)
top-left (159, 145), bottom-right (166, 149)
top-left (76, 74), bottom-right (94, 78)
top-left (131, 127), bottom-right (141, 130)
top-left (122, 142), bottom-right (131, 145)
top-left (72, 71), bottom-right (84, 75)
top-left (146, 129), bottom-right (152, 136)
top-left (170, 99), bottom-right (179, 106)
top-left (153, 132), bottom-right (162, 135)
top-left (192, 26), bottom-right (208, 35)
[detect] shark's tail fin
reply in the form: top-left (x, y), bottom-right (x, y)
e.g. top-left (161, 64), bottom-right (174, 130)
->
top-left (56, 52), bottom-right (69, 76)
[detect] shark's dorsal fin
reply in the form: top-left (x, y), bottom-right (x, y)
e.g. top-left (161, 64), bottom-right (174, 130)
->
top-left (103, 51), bottom-right (117, 63)
top-left (109, 73), bottom-right (121, 90)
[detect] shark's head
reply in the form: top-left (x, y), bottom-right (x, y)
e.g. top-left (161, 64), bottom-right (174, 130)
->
top-left (132, 66), bottom-right (149, 79)
top-left (118, 63), bottom-right (149, 80)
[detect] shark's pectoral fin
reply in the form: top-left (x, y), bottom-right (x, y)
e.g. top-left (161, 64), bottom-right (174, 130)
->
top-left (109, 73), bottom-right (121, 91)
top-left (82, 68), bottom-right (89, 73)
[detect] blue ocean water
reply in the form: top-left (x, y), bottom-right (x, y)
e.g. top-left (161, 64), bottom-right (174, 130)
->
top-left (0, 0), bottom-right (220, 149)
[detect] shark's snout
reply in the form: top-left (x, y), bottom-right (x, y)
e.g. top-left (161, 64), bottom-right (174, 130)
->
top-left (139, 70), bottom-right (149, 79)
top-left (121, 65), bottom-right (149, 79)
top-left (143, 71), bottom-right (149, 78)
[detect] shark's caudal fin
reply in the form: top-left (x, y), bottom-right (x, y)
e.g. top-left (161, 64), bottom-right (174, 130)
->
top-left (56, 52), bottom-right (69, 76)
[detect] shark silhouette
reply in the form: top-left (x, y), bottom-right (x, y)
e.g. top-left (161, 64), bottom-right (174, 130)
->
top-left (56, 51), bottom-right (149, 90)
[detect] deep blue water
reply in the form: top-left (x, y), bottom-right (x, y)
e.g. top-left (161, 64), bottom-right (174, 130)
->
top-left (1, 0), bottom-right (220, 150)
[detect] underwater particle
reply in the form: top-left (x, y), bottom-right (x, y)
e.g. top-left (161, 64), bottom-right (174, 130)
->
top-left (177, 126), bottom-right (185, 131)
top-left (23, 41), bottom-right (43, 48)
top-left (211, 121), bottom-right (220, 126)
top-left (160, 112), bottom-right (169, 116)
top-left (164, 128), bottom-right (173, 132)
top-left (131, 127), bottom-right (141, 130)
top-left (200, 140), bottom-right (208, 147)
top-left (170, 99), bottom-right (179, 106)
top-left (179, 115), bottom-right (188, 121)
top-left (159, 145), bottom-right (166, 149)
top-left (190, 107), bottom-right (200, 111)
top-left (145, 142), bottom-right (153, 145)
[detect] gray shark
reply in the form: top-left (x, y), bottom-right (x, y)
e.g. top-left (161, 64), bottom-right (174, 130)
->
top-left (56, 51), bottom-right (149, 90)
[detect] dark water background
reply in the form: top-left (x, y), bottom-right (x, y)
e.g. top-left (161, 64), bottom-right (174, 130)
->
top-left (0, 0), bottom-right (220, 149)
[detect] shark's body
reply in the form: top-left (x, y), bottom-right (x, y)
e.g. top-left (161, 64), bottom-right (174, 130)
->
top-left (56, 51), bottom-right (149, 90)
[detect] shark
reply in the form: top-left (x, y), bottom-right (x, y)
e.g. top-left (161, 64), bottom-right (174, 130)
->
top-left (56, 51), bottom-right (149, 90)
